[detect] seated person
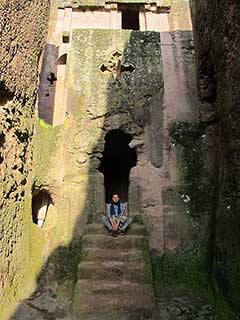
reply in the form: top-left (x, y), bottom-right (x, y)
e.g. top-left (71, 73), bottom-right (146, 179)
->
top-left (102, 193), bottom-right (133, 236)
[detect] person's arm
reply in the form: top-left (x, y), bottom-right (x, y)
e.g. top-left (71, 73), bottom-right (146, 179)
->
top-left (116, 218), bottom-right (120, 228)
top-left (110, 217), bottom-right (119, 231)
top-left (107, 204), bottom-right (116, 224)
top-left (107, 204), bottom-right (117, 230)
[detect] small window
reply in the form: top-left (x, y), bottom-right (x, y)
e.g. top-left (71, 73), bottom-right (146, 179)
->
top-left (121, 6), bottom-right (140, 30)
top-left (62, 31), bottom-right (70, 43)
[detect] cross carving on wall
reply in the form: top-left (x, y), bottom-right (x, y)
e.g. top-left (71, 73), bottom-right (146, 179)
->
top-left (100, 50), bottom-right (135, 81)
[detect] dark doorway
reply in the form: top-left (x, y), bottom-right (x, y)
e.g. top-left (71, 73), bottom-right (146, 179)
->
top-left (121, 6), bottom-right (140, 30)
top-left (98, 129), bottom-right (137, 203)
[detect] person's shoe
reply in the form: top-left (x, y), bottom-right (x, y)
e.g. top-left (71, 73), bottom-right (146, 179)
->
top-left (110, 230), bottom-right (118, 237)
top-left (119, 229), bottom-right (126, 236)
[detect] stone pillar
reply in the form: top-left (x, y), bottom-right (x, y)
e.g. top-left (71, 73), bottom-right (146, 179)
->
top-left (159, 13), bottom-right (170, 32)
top-left (145, 11), bottom-right (152, 31)
top-left (129, 169), bottom-right (141, 215)
top-left (63, 7), bottom-right (72, 43)
top-left (55, 9), bottom-right (65, 45)
top-left (110, 5), bottom-right (122, 29)
top-left (92, 171), bottom-right (105, 221)
top-left (139, 11), bottom-right (147, 31)
top-left (52, 63), bottom-right (67, 126)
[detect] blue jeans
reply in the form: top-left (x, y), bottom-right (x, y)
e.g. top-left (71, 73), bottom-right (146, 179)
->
top-left (102, 215), bottom-right (133, 232)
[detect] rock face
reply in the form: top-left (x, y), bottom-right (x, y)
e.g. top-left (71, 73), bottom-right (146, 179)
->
top-left (30, 3), bottom-right (221, 317)
top-left (11, 23), bottom-right (163, 320)
top-left (190, 0), bottom-right (240, 315)
top-left (1, 0), bottom-right (238, 319)
top-left (0, 0), bottom-right (50, 317)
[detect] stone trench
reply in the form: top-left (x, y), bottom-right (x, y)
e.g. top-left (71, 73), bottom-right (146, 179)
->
top-left (0, 0), bottom-right (238, 319)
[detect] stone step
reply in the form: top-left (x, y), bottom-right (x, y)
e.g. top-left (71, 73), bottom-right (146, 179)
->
top-left (78, 260), bottom-right (152, 283)
top-left (93, 211), bottom-right (143, 224)
top-left (81, 246), bottom-right (146, 263)
top-left (74, 279), bottom-right (154, 297)
top-left (72, 280), bottom-right (154, 320)
top-left (81, 234), bottom-right (148, 250)
top-left (84, 222), bottom-right (146, 235)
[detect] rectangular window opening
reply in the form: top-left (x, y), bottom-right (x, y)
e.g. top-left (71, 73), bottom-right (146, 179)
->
top-left (121, 5), bottom-right (140, 30)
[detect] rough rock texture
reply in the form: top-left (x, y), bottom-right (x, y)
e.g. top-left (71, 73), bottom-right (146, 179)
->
top-left (2, 0), bottom-right (238, 319)
top-left (11, 1), bottom-right (227, 319)
top-left (190, 0), bottom-right (240, 316)
top-left (0, 0), bottom-right (50, 317)
top-left (11, 27), bottom-right (163, 320)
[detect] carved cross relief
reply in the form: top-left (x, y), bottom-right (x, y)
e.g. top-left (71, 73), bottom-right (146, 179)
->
top-left (100, 50), bottom-right (135, 81)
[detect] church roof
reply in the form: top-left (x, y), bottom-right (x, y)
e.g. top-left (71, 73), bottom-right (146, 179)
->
top-left (58, 0), bottom-right (171, 8)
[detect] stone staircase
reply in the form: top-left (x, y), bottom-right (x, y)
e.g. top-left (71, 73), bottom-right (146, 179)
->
top-left (71, 214), bottom-right (155, 320)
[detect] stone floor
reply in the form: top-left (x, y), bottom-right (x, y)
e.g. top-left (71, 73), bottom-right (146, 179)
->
top-left (11, 214), bottom-right (214, 320)
top-left (12, 214), bottom-right (156, 320)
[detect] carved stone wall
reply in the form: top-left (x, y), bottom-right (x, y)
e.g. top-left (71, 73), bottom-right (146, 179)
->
top-left (0, 0), bottom-right (50, 317)
top-left (190, 0), bottom-right (240, 315)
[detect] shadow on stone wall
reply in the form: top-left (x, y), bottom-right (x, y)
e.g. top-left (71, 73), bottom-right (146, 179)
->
top-left (10, 25), bottom-right (231, 319)
top-left (38, 44), bottom-right (58, 125)
top-left (10, 30), bottom-right (163, 319)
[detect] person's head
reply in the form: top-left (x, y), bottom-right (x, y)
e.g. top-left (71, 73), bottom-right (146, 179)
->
top-left (112, 194), bottom-right (120, 203)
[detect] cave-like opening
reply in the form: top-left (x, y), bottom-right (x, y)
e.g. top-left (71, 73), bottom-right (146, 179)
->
top-left (0, 83), bottom-right (14, 106)
top-left (98, 129), bottom-right (137, 203)
top-left (32, 190), bottom-right (52, 228)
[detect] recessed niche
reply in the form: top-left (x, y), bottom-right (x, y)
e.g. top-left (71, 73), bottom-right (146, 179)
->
top-left (0, 132), bottom-right (5, 148)
top-left (32, 190), bottom-right (52, 228)
top-left (62, 31), bottom-right (70, 43)
top-left (98, 129), bottom-right (137, 203)
top-left (121, 5), bottom-right (140, 30)
top-left (0, 83), bottom-right (14, 106)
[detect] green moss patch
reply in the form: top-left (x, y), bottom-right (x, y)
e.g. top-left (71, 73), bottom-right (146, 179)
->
top-left (151, 251), bottom-right (234, 320)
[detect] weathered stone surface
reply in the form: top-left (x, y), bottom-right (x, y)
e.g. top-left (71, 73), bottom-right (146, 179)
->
top-left (3, 1), bottom-right (236, 319)
top-left (62, 28), bottom-right (164, 249)
top-left (11, 293), bottom-right (70, 320)
top-left (0, 0), bottom-right (50, 317)
top-left (28, 292), bottom-right (68, 316)
top-left (190, 0), bottom-right (240, 315)
top-left (153, 297), bottom-right (213, 320)
top-left (11, 303), bottom-right (44, 320)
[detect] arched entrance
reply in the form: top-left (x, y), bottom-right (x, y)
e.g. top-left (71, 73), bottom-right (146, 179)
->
top-left (0, 82), bottom-right (13, 106)
top-left (32, 190), bottom-right (52, 228)
top-left (98, 129), bottom-right (137, 203)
